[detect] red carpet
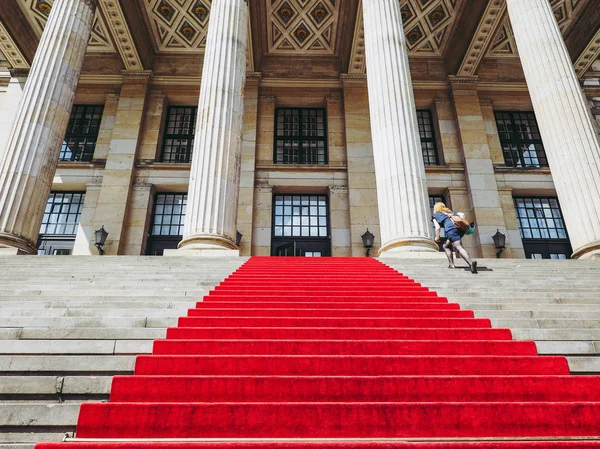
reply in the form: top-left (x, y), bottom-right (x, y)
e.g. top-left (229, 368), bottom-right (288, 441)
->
top-left (36, 257), bottom-right (600, 448)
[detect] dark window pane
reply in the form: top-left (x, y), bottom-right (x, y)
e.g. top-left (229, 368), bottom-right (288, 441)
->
top-left (40, 192), bottom-right (85, 235)
top-left (514, 196), bottom-right (568, 241)
top-left (495, 111), bottom-right (548, 168)
top-left (417, 110), bottom-right (439, 165)
top-left (59, 105), bottom-right (103, 162)
top-left (150, 193), bottom-right (187, 236)
top-left (161, 107), bottom-right (197, 163)
top-left (274, 108), bottom-right (327, 165)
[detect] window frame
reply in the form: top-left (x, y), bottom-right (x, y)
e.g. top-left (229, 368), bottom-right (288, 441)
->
top-left (273, 107), bottom-right (328, 165)
top-left (271, 194), bottom-right (330, 240)
top-left (417, 110), bottom-right (440, 166)
top-left (513, 196), bottom-right (569, 242)
top-left (39, 191), bottom-right (86, 236)
top-left (149, 193), bottom-right (188, 237)
top-left (160, 106), bottom-right (198, 163)
top-left (59, 105), bottom-right (104, 162)
top-left (494, 111), bottom-right (548, 168)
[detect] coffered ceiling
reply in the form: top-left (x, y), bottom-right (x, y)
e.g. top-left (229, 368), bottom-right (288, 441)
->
top-left (267, 0), bottom-right (340, 55)
top-left (486, 0), bottom-right (583, 58)
top-left (348, 0), bottom-right (462, 74)
top-left (17, 0), bottom-right (116, 53)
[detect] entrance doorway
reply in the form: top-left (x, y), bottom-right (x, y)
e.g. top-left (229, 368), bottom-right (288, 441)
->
top-left (271, 194), bottom-right (331, 257)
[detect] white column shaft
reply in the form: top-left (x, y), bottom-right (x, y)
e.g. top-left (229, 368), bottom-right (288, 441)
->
top-left (181, 0), bottom-right (247, 251)
top-left (507, 0), bottom-right (600, 258)
top-left (362, 0), bottom-right (436, 254)
top-left (0, 0), bottom-right (96, 253)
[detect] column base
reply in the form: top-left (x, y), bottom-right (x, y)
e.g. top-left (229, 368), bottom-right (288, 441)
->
top-left (0, 233), bottom-right (38, 255)
top-left (571, 240), bottom-right (600, 260)
top-left (378, 237), bottom-right (442, 258)
top-left (170, 235), bottom-right (240, 257)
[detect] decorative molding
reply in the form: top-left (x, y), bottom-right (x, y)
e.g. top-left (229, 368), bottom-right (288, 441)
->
top-left (16, 0), bottom-right (116, 53)
top-left (260, 78), bottom-right (341, 88)
top-left (79, 74), bottom-right (124, 85)
top-left (340, 73), bottom-right (367, 82)
top-left (266, 0), bottom-right (340, 56)
top-left (9, 68), bottom-right (30, 78)
top-left (246, 72), bottom-right (262, 81)
top-left (457, 0), bottom-right (505, 76)
top-left (121, 69), bottom-right (153, 84)
top-left (329, 185), bottom-right (348, 194)
top-left (448, 75), bottom-right (479, 84)
top-left (98, 0), bottom-right (143, 70)
top-left (0, 21), bottom-right (30, 69)
top-left (575, 30), bottom-right (600, 78)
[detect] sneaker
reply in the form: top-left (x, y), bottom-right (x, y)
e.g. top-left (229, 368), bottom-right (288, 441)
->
top-left (470, 260), bottom-right (478, 274)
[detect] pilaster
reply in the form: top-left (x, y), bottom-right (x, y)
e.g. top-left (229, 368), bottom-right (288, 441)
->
top-left (91, 70), bottom-right (152, 255)
top-left (449, 76), bottom-right (511, 258)
top-left (0, 69), bottom-right (28, 160)
top-left (237, 74), bottom-right (260, 256)
top-left (72, 184), bottom-right (101, 255)
top-left (329, 185), bottom-right (352, 257)
top-left (251, 184), bottom-right (273, 256)
top-left (121, 183), bottom-right (154, 255)
top-left (341, 79), bottom-right (380, 257)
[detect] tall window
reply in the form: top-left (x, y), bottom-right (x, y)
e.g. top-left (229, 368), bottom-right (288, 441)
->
top-left (150, 193), bottom-right (187, 236)
top-left (161, 106), bottom-right (197, 163)
top-left (38, 192), bottom-right (85, 255)
top-left (40, 192), bottom-right (85, 236)
top-left (274, 108), bottom-right (327, 165)
top-left (514, 197), bottom-right (571, 259)
top-left (59, 105), bottom-right (103, 161)
top-left (146, 193), bottom-right (187, 256)
top-left (495, 111), bottom-right (548, 168)
top-left (417, 110), bottom-right (439, 166)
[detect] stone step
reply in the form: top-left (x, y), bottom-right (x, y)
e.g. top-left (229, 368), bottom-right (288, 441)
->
top-left (0, 317), bottom-right (177, 328)
top-left (511, 328), bottom-right (600, 341)
top-left (3, 328), bottom-right (166, 340)
top-left (0, 355), bottom-right (135, 374)
top-left (0, 308), bottom-right (194, 318)
top-left (0, 301), bottom-right (196, 309)
top-left (0, 402), bottom-right (87, 427)
top-left (0, 340), bottom-right (152, 355)
top-left (0, 376), bottom-right (111, 397)
top-left (489, 318), bottom-right (600, 329)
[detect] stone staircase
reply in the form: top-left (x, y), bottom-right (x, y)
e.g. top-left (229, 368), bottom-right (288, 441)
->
top-left (384, 258), bottom-right (600, 374)
top-left (0, 256), bottom-right (246, 449)
top-left (0, 256), bottom-right (598, 448)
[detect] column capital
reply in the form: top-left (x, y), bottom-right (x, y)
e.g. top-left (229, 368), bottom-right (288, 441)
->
top-left (246, 72), bottom-right (262, 82)
top-left (448, 75), bottom-right (479, 86)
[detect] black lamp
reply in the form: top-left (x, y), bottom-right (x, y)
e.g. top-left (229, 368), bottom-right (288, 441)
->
top-left (492, 229), bottom-right (506, 258)
top-left (235, 231), bottom-right (243, 247)
top-left (361, 229), bottom-right (375, 257)
top-left (94, 226), bottom-right (109, 256)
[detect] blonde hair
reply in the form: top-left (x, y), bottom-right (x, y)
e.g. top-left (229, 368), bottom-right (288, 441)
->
top-left (433, 202), bottom-right (452, 214)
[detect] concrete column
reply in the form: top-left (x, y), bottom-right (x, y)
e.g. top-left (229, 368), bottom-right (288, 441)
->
top-left (362, 0), bottom-right (437, 256)
top-left (450, 77), bottom-right (511, 258)
top-left (0, 0), bottom-right (97, 254)
top-left (507, 0), bottom-right (600, 259)
top-left (179, 0), bottom-right (247, 255)
top-left (0, 69), bottom-right (28, 161)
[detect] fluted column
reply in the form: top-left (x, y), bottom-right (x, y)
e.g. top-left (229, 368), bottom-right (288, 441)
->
top-left (362, 0), bottom-right (438, 256)
top-left (0, 0), bottom-right (96, 254)
top-left (506, 0), bottom-right (600, 259)
top-left (179, 0), bottom-right (247, 254)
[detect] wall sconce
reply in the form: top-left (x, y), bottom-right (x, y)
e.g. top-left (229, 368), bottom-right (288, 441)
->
top-left (94, 226), bottom-right (109, 256)
top-left (361, 229), bottom-right (375, 257)
top-left (492, 229), bottom-right (506, 258)
top-left (235, 231), bottom-right (243, 247)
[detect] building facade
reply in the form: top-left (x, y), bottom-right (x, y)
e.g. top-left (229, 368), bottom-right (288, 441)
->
top-left (0, 0), bottom-right (599, 259)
